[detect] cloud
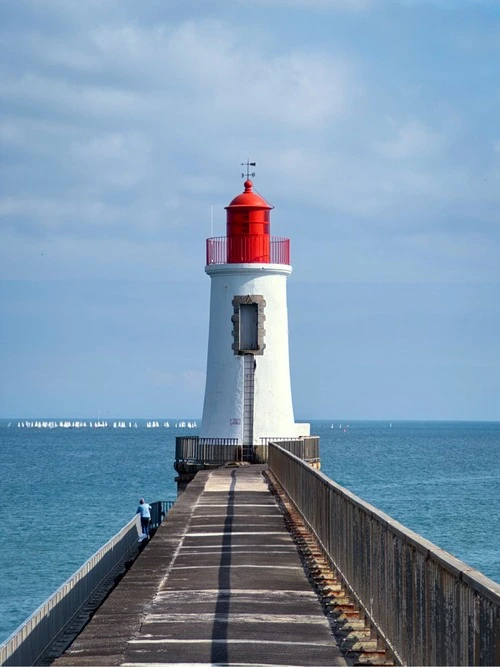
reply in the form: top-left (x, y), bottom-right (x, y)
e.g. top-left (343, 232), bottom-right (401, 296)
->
top-left (1, 0), bottom-right (500, 421)
top-left (84, 20), bottom-right (353, 130)
top-left (374, 118), bottom-right (445, 160)
top-left (0, 10), bottom-right (358, 280)
top-left (1, 0), bottom-right (499, 288)
top-left (399, 0), bottom-right (498, 6)
top-left (0, 197), bottom-right (121, 232)
top-left (244, 0), bottom-right (373, 10)
top-left (70, 132), bottom-right (152, 188)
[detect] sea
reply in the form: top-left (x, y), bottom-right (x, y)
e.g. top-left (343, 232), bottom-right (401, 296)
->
top-left (0, 418), bottom-right (499, 644)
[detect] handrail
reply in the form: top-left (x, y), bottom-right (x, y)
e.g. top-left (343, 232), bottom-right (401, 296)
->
top-left (175, 436), bottom-right (319, 466)
top-left (268, 443), bottom-right (500, 666)
top-left (256, 436), bottom-right (320, 464)
top-left (175, 436), bottom-right (240, 466)
top-left (206, 235), bottom-right (290, 265)
top-left (0, 500), bottom-right (173, 666)
top-left (149, 500), bottom-right (175, 530)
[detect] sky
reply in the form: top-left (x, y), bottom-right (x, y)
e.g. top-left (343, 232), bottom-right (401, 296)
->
top-left (0, 0), bottom-right (499, 421)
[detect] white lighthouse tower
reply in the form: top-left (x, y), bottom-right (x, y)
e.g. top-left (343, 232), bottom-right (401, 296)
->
top-left (200, 172), bottom-right (309, 459)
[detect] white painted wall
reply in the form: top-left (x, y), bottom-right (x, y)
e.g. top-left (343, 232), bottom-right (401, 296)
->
top-left (200, 263), bottom-right (310, 443)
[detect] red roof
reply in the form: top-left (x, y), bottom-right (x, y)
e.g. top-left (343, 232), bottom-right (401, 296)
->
top-left (226, 180), bottom-right (273, 210)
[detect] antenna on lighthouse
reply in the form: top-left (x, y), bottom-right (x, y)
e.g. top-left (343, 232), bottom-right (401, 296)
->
top-left (210, 203), bottom-right (214, 237)
top-left (241, 160), bottom-right (256, 180)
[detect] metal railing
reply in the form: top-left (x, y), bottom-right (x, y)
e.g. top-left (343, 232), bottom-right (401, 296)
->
top-left (175, 437), bottom-right (240, 466)
top-left (0, 501), bottom-right (173, 666)
top-left (175, 436), bottom-right (319, 466)
top-left (268, 443), bottom-right (500, 666)
top-left (206, 236), bottom-right (290, 265)
top-left (149, 500), bottom-right (175, 530)
top-left (256, 436), bottom-right (320, 464)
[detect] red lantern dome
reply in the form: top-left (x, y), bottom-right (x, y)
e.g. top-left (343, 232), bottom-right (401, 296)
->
top-left (225, 180), bottom-right (273, 263)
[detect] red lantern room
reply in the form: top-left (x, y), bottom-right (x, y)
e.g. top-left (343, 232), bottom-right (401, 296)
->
top-left (225, 179), bottom-right (273, 263)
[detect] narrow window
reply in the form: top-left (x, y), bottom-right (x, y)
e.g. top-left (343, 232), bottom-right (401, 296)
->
top-left (240, 303), bottom-right (259, 351)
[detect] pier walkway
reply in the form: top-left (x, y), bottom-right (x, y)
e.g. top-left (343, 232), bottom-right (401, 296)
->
top-left (54, 465), bottom-right (347, 667)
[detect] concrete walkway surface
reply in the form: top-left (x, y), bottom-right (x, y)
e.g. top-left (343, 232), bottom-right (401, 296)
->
top-left (53, 465), bottom-right (346, 666)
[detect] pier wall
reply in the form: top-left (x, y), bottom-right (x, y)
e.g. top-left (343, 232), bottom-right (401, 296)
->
top-left (0, 502), bottom-right (172, 667)
top-left (268, 442), bottom-right (500, 666)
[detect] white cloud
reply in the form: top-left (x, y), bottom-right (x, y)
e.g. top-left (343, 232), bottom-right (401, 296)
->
top-left (1, 0), bottom-right (500, 422)
top-left (71, 132), bottom-right (152, 187)
top-left (0, 197), bottom-right (121, 230)
top-left (86, 21), bottom-right (353, 130)
top-left (375, 118), bottom-right (445, 160)
top-left (399, 0), bottom-right (499, 7)
top-left (1, 19), bottom-right (354, 135)
top-left (0, 1), bottom-right (499, 287)
top-left (72, 133), bottom-right (140, 162)
top-left (0, 71), bottom-right (151, 123)
top-left (244, 0), bottom-right (373, 10)
top-left (0, 225), bottom-right (198, 281)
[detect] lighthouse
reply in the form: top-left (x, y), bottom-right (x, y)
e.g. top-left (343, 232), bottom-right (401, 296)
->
top-left (199, 172), bottom-right (310, 460)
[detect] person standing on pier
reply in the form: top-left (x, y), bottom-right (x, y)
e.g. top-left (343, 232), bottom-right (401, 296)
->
top-left (136, 498), bottom-right (152, 537)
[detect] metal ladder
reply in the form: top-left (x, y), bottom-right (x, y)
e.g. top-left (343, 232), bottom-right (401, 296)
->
top-left (242, 354), bottom-right (255, 461)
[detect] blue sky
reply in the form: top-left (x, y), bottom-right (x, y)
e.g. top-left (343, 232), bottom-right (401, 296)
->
top-left (1, 0), bottom-right (499, 420)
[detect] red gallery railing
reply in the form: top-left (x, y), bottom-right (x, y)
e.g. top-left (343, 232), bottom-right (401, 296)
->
top-left (206, 236), bottom-right (290, 266)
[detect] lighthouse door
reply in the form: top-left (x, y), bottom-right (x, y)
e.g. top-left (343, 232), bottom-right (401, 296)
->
top-left (242, 354), bottom-right (255, 460)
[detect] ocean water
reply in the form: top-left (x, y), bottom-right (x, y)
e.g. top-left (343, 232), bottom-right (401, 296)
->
top-left (0, 419), bottom-right (499, 644)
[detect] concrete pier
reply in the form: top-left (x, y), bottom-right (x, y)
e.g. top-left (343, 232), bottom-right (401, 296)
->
top-left (53, 465), bottom-right (347, 666)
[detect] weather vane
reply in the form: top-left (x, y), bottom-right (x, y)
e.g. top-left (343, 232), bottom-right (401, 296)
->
top-left (241, 160), bottom-right (256, 180)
